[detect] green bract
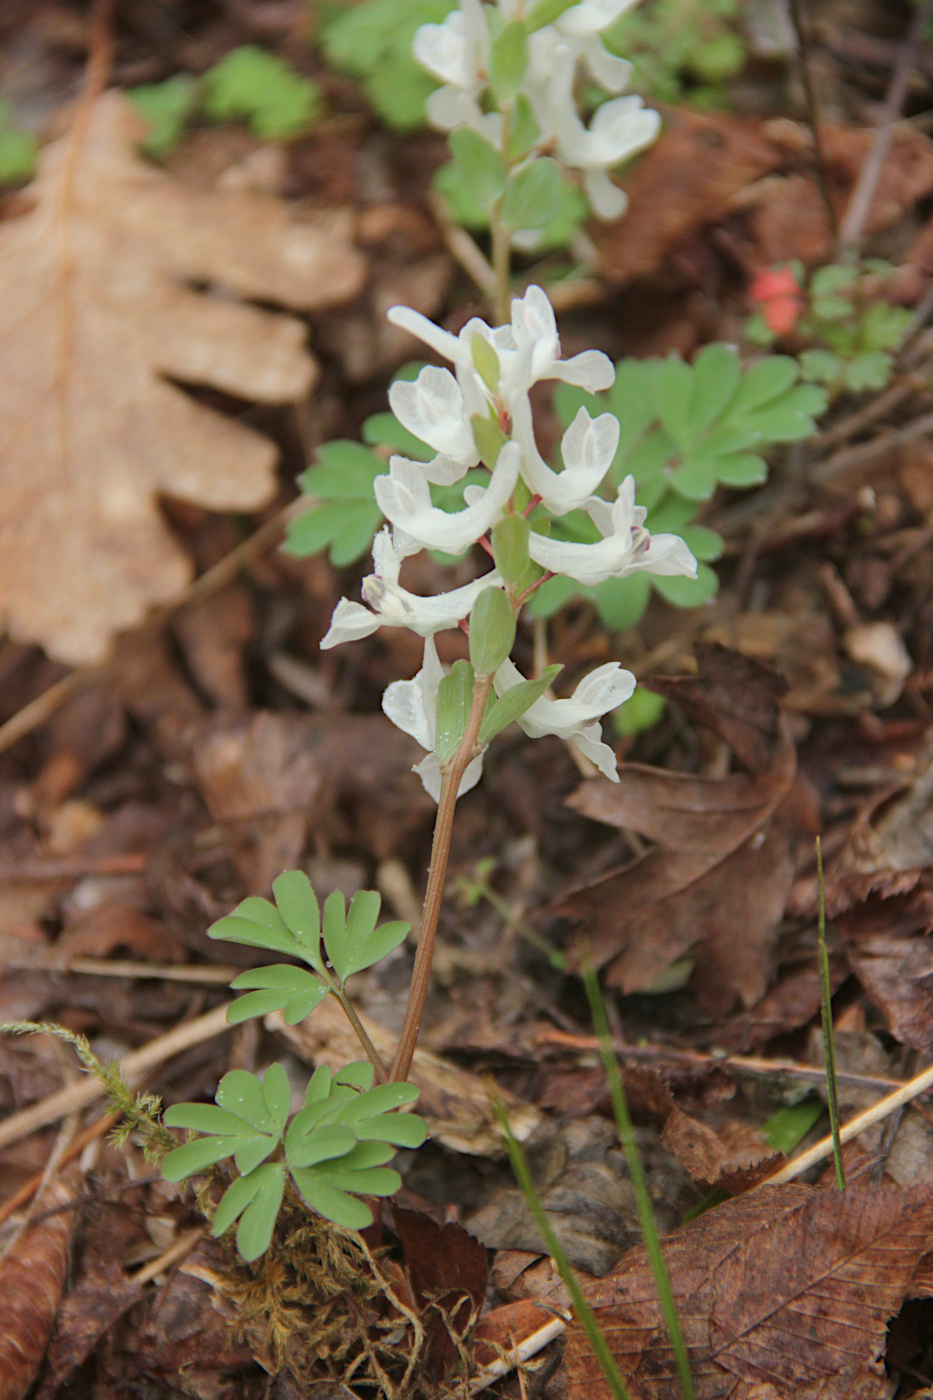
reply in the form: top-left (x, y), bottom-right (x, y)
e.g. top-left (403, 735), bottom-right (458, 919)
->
top-left (209, 870), bottom-right (410, 1024)
top-left (162, 1061), bottom-right (426, 1257)
top-left (469, 587), bottom-right (517, 678)
top-left (436, 660), bottom-right (476, 762)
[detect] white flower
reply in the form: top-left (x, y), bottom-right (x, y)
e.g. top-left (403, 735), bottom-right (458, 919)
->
top-left (556, 0), bottom-right (642, 38)
top-left (320, 528), bottom-right (502, 648)
top-left (387, 285), bottom-right (614, 408)
top-left (375, 441), bottom-right (520, 555)
top-left (389, 366), bottom-right (479, 485)
top-left (413, 0), bottom-right (490, 97)
top-left (494, 657), bottom-right (635, 780)
top-left (511, 395), bottom-right (619, 515)
top-left (383, 637), bottom-right (485, 801)
top-left (527, 476), bottom-right (698, 586)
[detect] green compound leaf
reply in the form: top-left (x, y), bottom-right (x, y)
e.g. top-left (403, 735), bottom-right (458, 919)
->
top-left (449, 127), bottom-right (507, 211)
top-left (480, 664), bottom-right (562, 745)
top-left (212, 1162), bottom-right (285, 1262)
top-left (652, 562), bottom-right (719, 608)
top-left (287, 440), bottom-right (387, 565)
top-left (436, 659), bottom-right (476, 764)
top-left (501, 157), bottom-right (562, 231)
top-left (128, 76), bottom-right (199, 158)
top-left (227, 965), bottom-right (329, 1026)
top-left (272, 870), bottom-right (321, 962)
top-left (163, 1066), bottom-right (286, 1180)
top-left (592, 573), bottom-right (653, 630)
top-left (209, 895), bottom-right (307, 961)
top-left (320, 0), bottom-right (455, 131)
top-left (202, 46), bottom-right (320, 140)
top-left (613, 685), bottom-right (666, 737)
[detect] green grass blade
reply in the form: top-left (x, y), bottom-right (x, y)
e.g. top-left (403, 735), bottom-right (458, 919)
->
top-left (582, 959), bottom-right (695, 1400)
top-left (491, 1095), bottom-right (632, 1400)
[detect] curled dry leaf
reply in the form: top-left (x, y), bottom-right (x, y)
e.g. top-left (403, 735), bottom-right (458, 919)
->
top-left (660, 1105), bottom-right (783, 1193)
top-left (560, 648), bottom-right (801, 1010)
top-left (0, 92), bottom-right (365, 665)
top-left (0, 1168), bottom-right (80, 1400)
top-left (393, 1207), bottom-right (488, 1382)
top-left (566, 1183), bottom-right (933, 1400)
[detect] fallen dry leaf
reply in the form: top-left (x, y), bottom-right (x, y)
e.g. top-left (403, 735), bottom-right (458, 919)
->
top-left (566, 1183), bottom-right (933, 1400)
top-left (660, 1106), bottom-right (783, 1193)
top-left (593, 107), bottom-right (782, 285)
top-left (0, 92), bottom-right (365, 664)
top-left (0, 1168), bottom-right (81, 1400)
top-left (838, 889), bottom-right (933, 1055)
top-left (560, 648), bottom-right (799, 1009)
top-left (393, 1208), bottom-right (488, 1382)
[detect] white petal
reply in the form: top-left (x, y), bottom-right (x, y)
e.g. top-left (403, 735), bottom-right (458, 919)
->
top-left (386, 305), bottom-right (461, 364)
top-left (552, 348), bottom-right (616, 392)
top-left (560, 407), bottom-right (620, 484)
top-left (557, 0), bottom-right (642, 36)
top-left (639, 534), bottom-right (699, 578)
top-left (583, 167), bottom-right (628, 220)
top-left (389, 367), bottom-right (477, 464)
top-left (579, 34), bottom-right (632, 92)
top-left (413, 749), bottom-right (484, 802)
top-left (413, 16), bottom-right (469, 87)
top-left (511, 397), bottom-right (613, 514)
top-left (590, 96), bottom-right (661, 163)
top-left (320, 598), bottom-right (381, 649)
top-left (383, 676), bottom-right (433, 750)
top-left (375, 445), bottom-right (520, 554)
top-left (569, 724), bottom-right (620, 780)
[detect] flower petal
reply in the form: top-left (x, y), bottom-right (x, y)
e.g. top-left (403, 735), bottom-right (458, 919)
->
top-left (320, 598), bottom-right (381, 649)
top-left (375, 444), bottom-right (520, 554)
top-left (389, 367), bottom-right (477, 466)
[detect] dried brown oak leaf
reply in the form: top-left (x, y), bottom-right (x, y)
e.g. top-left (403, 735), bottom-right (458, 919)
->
top-left (560, 648), bottom-right (799, 1009)
top-left (0, 92), bottom-right (365, 665)
top-left (566, 1182), bottom-right (933, 1400)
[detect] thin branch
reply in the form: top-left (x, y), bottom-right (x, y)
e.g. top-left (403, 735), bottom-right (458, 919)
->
top-left (838, 0), bottom-right (931, 255)
top-left (787, 0), bottom-right (839, 244)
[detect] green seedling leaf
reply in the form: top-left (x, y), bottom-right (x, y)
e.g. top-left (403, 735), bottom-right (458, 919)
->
top-left (501, 157), bottom-right (562, 230)
top-left (340, 919), bottom-right (410, 980)
top-left (469, 587), bottom-right (516, 677)
top-left (272, 870), bottom-right (321, 962)
top-left (592, 573), bottom-right (652, 630)
top-left (436, 659), bottom-right (476, 763)
top-left (799, 349), bottom-right (843, 385)
top-left (613, 685), bottom-right (666, 737)
top-left (208, 895), bottom-right (299, 958)
top-left (217, 1069), bottom-right (281, 1135)
top-left (845, 351), bottom-right (892, 392)
top-left (490, 20), bottom-right (529, 103)
top-left (728, 355), bottom-right (798, 414)
top-left (335, 1062), bottom-right (375, 1090)
top-left (288, 440), bottom-right (387, 564)
top-left (335, 889), bottom-right (382, 979)
top-left (212, 1162), bottom-right (285, 1261)
top-left (690, 342), bottom-right (741, 434)
top-left (711, 452), bottom-right (767, 487)
top-left (284, 1123), bottom-right (357, 1170)
top-left (203, 46), bottom-right (320, 140)
top-left (652, 562), bottom-right (719, 608)
top-left (450, 126), bottom-right (507, 209)
top-left (654, 356), bottom-right (695, 447)
top-left (480, 664), bottom-right (562, 745)
top-left (289, 1174), bottom-right (374, 1230)
top-left (228, 965), bottom-right (330, 1026)
top-left (128, 75), bottom-right (199, 158)
top-left (162, 1135), bottom-right (253, 1181)
top-left (322, 890), bottom-right (347, 972)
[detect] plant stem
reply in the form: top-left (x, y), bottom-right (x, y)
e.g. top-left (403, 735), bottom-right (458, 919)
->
top-left (490, 106), bottom-right (513, 325)
top-left (389, 675), bottom-right (493, 1082)
top-left (333, 989), bottom-right (388, 1083)
top-left (815, 836), bottom-right (845, 1189)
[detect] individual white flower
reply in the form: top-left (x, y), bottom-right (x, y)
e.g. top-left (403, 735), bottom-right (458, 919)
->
top-left (554, 81), bottom-right (661, 218)
top-left (528, 476), bottom-right (698, 586)
top-left (389, 366), bottom-right (479, 485)
top-left (320, 528), bottom-right (502, 649)
top-left (494, 657), bottom-right (635, 780)
top-left (413, 0), bottom-right (490, 97)
top-left (511, 394), bottom-right (619, 515)
top-left (375, 441), bottom-right (520, 555)
top-left (383, 636), bottom-right (485, 801)
top-left (387, 285), bottom-right (614, 409)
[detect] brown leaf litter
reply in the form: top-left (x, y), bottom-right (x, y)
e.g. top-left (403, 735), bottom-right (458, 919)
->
top-left (0, 91), bottom-right (364, 665)
top-left (558, 647), bottom-right (807, 1012)
top-left (565, 1183), bottom-right (933, 1400)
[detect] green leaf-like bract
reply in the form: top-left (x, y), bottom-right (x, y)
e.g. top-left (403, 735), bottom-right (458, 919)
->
top-left (480, 664), bottom-right (562, 745)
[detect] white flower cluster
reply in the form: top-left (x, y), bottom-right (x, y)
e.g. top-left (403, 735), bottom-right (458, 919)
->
top-left (414, 0), bottom-right (659, 219)
top-left (321, 287), bottom-right (697, 800)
